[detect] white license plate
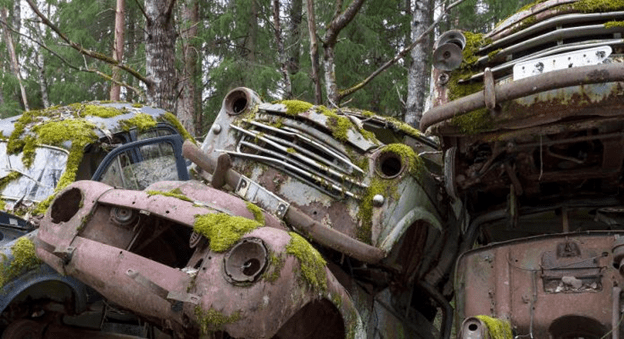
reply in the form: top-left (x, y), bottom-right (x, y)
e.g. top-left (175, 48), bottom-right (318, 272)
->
top-left (513, 46), bottom-right (612, 80)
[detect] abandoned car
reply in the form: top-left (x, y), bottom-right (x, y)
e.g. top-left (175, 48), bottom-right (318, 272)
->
top-left (34, 87), bottom-right (454, 338)
top-left (0, 102), bottom-right (192, 337)
top-left (422, 0), bottom-right (624, 337)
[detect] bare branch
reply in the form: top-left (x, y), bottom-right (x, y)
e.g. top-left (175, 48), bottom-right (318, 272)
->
top-left (323, 0), bottom-right (365, 46)
top-left (133, 0), bottom-right (150, 23)
top-left (25, 0), bottom-right (152, 87)
top-left (5, 19), bottom-right (145, 100)
top-left (338, 0), bottom-right (465, 101)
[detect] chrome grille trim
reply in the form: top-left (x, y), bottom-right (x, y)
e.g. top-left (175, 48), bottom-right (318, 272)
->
top-left (226, 119), bottom-right (370, 200)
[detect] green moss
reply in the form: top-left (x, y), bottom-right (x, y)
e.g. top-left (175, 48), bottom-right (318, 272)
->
top-left (445, 32), bottom-right (495, 135)
top-left (280, 100), bottom-right (313, 115)
top-left (0, 200), bottom-right (5, 211)
top-left (132, 103), bottom-right (144, 108)
top-left (0, 172), bottom-right (21, 193)
top-left (384, 116), bottom-right (422, 138)
top-left (245, 202), bottom-right (265, 226)
top-left (357, 177), bottom-right (395, 243)
top-left (0, 237), bottom-right (42, 288)
top-left (333, 116), bottom-right (352, 142)
top-left (286, 232), bottom-right (327, 292)
top-left (382, 144), bottom-right (425, 177)
top-left (605, 20), bottom-right (624, 28)
top-left (286, 147), bottom-right (296, 154)
top-left (573, 0), bottom-right (624, 12)
top-left (487, 48), bottom-right (502, 61)
top-left (193, 213), bottom-right (261, 252)
top-left (475, 315), bottom-right (513, 339)
top-left (159, 112), bottom-right (197, 144)
top-left (147, 188), bottom-right (194, 202)
top-left (194, 306), bottom-right (241, 334)
top-left (262, 252), bottom-right (286, 283)
top-left (82, 104), bottom-right (124, 118)
top-left (120, 113), bottom-right (157, 131)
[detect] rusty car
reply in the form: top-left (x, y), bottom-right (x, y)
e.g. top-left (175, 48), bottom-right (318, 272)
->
top-left (34, 87), bottom-right (454, 338)
top-left (0, 102), bottom-right (191, 337)
top-left (422, 0), bottom-right (624, 337)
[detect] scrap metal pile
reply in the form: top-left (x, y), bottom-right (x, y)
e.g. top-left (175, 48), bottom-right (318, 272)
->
top-left (3, 0), bottom-right (624, 338)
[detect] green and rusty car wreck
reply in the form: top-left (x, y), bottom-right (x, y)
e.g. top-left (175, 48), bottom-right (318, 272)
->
top-left (422, 0), bottom-right (624, 337)
top-left (32, 87), bottom-right (454, 338)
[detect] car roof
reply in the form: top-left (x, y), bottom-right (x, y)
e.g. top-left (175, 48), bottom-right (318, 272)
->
top-left (0, 102), bottom-right (173, 148)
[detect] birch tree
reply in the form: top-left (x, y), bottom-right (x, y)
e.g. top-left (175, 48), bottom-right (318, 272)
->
top-left (405, 0), bottom-right (433, 127)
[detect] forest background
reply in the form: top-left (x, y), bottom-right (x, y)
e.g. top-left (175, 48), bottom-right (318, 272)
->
top-left (0, 0), bottom-right (535, 137)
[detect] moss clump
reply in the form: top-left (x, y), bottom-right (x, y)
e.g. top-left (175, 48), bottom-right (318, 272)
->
top-left (452, 108), bottom-right (493, 134)
top-left (475, 315), bottom-right (513, 339)
top-left (605, 21), bottom-right (624, 28)
top-left (384, 116), bottom-right (422, 138)
top-left (120, 113), bottom-right (157, 131)
top-left (286, 147), bottom-right (296, 154)
top-left (333, 116), bottom-right (352, 142)
top-left (356, 177), bottom-right (395, 243)
top-left (193, 213), bottom-right (261, 252)
top-left (262, 252), bottom-right (286, 283)
top-left (280, 100), bottom-right (313, 115)
top-left (132, 103), bottom-right (144, 108)
top-left (245, 202), bottom-right (265, 226)
top-left (194, 306), bottom-right (241, 334)
top-left (381, 144), bottom-right (425, 177)
top-left (573, 0), bottom-right (624, 12)
top-left (147, 188), bottom-right (194, 202)
top-left (488, 48), bottom-right (502, 61)
top-left (0, 237), bottom-right (42, 288)
top-left (285, 232), bottom-right (327, 292)
top-left (82, 104), bottom-right (124, 118)
top-left (159, 112), bottom-right (197, 144)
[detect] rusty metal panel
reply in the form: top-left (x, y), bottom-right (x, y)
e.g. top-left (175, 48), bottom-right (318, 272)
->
top-left (456, 232), bottom-right (624, 338)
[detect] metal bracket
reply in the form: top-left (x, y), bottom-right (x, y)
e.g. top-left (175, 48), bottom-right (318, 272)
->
top-left (236, 175), bottom-right (290, 219)
top-left (126, 269), bottom-right (200, 311)
top-left (53, 246), bottom-right (75, 265)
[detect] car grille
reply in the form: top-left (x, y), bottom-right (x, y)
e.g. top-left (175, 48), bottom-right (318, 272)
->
top-left (226, 113), bottom-right (368, 200)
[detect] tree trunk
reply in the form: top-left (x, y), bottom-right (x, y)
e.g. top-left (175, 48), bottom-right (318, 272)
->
top-left (273, 0), bottom-right (292, 98)
top-left (305, 0), bottom-right (322, 104)
top-left (245, 0), bottom-right (258, 62)
top-left (145, 0), bottom-right (177, 111)
top-left (177, 0), bottom-right (198, 136)
top-left (320, 0), bottom-right (366, 106)
top-left (287, 0), bottom-right (303, 75)
top-left (1, 7), bottom-right (29, 111)
top-left (110, 0), bottom-right (125, 101)
top-left (125, 5), bottom-right (137, 103)
top-left (405, 0), bottom-right (433, 127)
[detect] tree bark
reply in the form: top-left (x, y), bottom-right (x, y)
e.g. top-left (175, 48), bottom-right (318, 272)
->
top-left (177, 0), bottom-right (199, 136)
top-left (321, 0), bottom-right (366, 106)
top-left (405, 0), bottom-right (433, 127)
top-left (287, 0), bottom-right (303, 75)
top-left (1, 7), bottom-right (29, 111)
top-left (110, 0), bottom-right (126, 101)
top-left (305, 0), bottom-right (322, 104)
top-left (144, 0), bottom-right (177, 111)
top-left (273, 0), bottom-right (292, 98)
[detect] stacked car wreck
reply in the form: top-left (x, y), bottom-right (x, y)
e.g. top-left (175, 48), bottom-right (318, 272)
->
top-left (31, 88), bottom-right (452, 338)
top-left (422, 0), bottom-right (624, 337)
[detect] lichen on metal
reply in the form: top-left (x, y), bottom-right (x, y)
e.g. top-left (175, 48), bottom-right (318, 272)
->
top-left (194, 306), bottom-right (242, 334)
top-left (120, 113), bottom-right (157, 131)
top-left (285, 232), bottom-right (328, 292)
top-left (146, 188), bottom-right (194, 202)
top-left (0, 237), bottom-right (41, 288)
top-left (193, 213), bottom-right (261, 252)
top-left (246, 201), bottom-right (265, 226)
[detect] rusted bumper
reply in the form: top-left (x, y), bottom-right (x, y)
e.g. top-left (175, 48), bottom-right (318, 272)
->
top-left (36, 181), bottom-right (363, 338)
top-left (420, 62), bottom-right (624, 133)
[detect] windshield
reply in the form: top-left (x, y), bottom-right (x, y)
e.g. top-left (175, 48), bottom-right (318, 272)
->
top-left (0, 141), bottom-right (68, 205)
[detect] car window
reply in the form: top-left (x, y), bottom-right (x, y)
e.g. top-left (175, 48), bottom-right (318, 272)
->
top-left (99, 140), bottom-right (180, 190)
top-left (0, 141), bottom-right (68, 203)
